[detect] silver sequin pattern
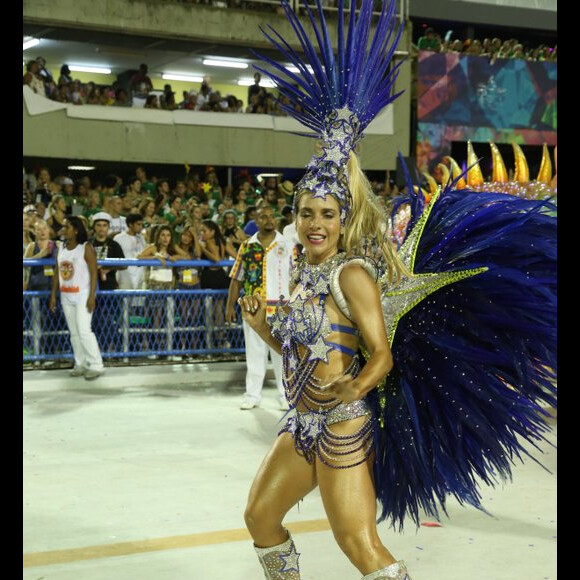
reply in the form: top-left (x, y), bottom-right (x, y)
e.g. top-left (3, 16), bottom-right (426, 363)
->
top-left (254, 533), bottom-right (301, 579)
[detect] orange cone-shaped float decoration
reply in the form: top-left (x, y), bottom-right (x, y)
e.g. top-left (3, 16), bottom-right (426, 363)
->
top-left (443, 156), bottom-right (467, 189)
top-left (512, 142), bottom-right (530, 183)
top-left (435, 163), bottom-right (450, 186)
top-left (466, 140), bottom-right (484, 187)
top-left (490, 142), bottom-right (509, 183)
top-left (536, 143), bottom-right (553, 185)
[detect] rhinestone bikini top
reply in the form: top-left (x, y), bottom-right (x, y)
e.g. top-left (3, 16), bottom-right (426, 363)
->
top-left (270, 253), bottom-right (363, 364)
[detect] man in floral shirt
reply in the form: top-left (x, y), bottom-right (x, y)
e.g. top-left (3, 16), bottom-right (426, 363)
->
top-left (226, 206), bottom-right (296, 410)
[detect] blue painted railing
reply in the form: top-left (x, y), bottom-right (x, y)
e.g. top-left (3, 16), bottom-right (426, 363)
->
top-left (23, 258), bottom-right (245, 362)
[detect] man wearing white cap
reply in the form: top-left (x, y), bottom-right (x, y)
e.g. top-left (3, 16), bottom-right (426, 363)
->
top-left (89, 212), bottom-right (126, 290)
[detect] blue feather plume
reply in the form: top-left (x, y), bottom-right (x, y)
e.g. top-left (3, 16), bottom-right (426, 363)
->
top-left (252, 0), bottom-right (405, 136)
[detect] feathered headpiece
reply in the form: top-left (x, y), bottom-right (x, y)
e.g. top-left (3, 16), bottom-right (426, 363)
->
top-left (253, 0), bottom-right (405, 224)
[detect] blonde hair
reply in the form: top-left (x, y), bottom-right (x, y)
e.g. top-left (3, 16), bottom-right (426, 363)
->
top-left (343, 152), bottom-right (409, 284)
top-left (48, 194), bottom-right (66, 216)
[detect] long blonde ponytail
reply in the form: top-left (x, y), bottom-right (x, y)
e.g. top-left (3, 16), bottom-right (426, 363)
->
top-left (343, 152), bottom-right (410, 284)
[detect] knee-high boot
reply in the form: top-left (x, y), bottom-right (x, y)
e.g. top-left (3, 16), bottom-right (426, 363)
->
top-left (362, 560), bottom-right (412, 579)
top-left (254, 530), bottom-right (301, 579)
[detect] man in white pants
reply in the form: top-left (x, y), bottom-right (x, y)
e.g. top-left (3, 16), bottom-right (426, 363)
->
top-left (226, 206), bottom-right (295, 410)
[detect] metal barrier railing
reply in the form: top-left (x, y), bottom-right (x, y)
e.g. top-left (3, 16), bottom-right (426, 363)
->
top-left (23, 258), bottom-right (245, 362)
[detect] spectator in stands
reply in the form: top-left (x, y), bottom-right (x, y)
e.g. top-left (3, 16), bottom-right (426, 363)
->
top-left (126, 176), bottom-right (143, 200)
top-left (198, 219), bottom-right (231, 347)
top-left (449, 39), bottom-right (464, 53)
top-left (23, 213), bottom-right (33, 290)
top-left (195, 78), bottom-right (213, 111)
top-left (144, 94), bottom-right (159, 109)
top-left (139, 198), bottom-right (162, 239)
top-left (155, 178), bottom-right (171, 215)
top-left (278, 204), bottom-right (293, 232)
top-left (172, 180), bottom-right (187, 200)
top-left (417, 27), bottom-right (441, 52)
top-left (130, 63), bottom-right (154, 99)
top-left (185, 203), bottom-right (204, 238)
top-left (68, 79), bottom-right (84, 105)
top-left (113, 87), bottom-right (132, 107)
top-left (138, 224), bottom-right (187, 288)
top-left (198, 220), bottom-right (231, 289)
top-left (160, 84), bottom-right (178, 110)
top-left (181, 90), bottom-right (198, 110)
top-left (174, 226), bottom-right (203, 359)
top-left (47, 194), bottom-right (68, 240)
top-left (49, 216), bottom-right (104, 379)
top-left (263, 188), bottom-right (280, 213)
top-left (233, 187), bottom-right (249, 218)
top-left (34, 167), bottom-right (58, 207)
top-left (54, 83), bottom-right (70, 103)
top-left (248, 72), bottom-right (263, 103)
top-left (24, 220), bottom-right (57, 291)
top-left (176, 227), bottom-right (202, 292)
top-left (243, 205), bottom-right (258, 236)
top-left (221, 209), bottom-right (247, 254)
top-left (86, 85), bottom-right (107, 105)
top-left (107, 196), bottom-right (128, 236)
top-left (163, 195), bottom-right (187, 238)
top-left (205, 169), bottom-right (223, 208)
top-left (114, 213), bottom-right (147, 290)
top-left (35, 56), bottom-right (55, 98)
top-left (137, 225), bottom-right (188, 355)
top-left (83, 190), bottom-right (103, 219)
top-left (278, 180), bottom-right (294, 205)
top-left (58, 64), bottom-right (73, 87)
top-left (90, 212), bottom-right (126, 290)
top-left (23, 211), bottom-right (35, 250)
top-left (59, 177), bottom-right (75, 212)
top-left (135, 166), bottom-right (157, 198)
top-left (23, 60), bottom-right (45, 95)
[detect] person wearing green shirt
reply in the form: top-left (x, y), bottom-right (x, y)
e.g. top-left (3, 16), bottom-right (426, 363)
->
top-left (417, 27), bottom-right (440, 52)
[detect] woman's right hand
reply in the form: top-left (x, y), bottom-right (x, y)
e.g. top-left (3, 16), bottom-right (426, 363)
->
top-left (49, 294), bottom-right (56, 313)
top-left (238, 292), bottom-right (267, 332)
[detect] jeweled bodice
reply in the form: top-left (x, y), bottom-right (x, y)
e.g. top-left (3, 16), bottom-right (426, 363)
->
top-left (269, 253), bottom-right (361, 410)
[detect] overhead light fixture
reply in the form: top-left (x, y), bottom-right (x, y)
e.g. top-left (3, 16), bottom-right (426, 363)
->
top-left (69, 65), bottom-right (112, 75)
top-left (162, 73), bottom-right (204, 83)
top-left (286, 64), bottom-right (314, 74)
top-left (67, 165), bottom-right (96, 171)
top-left (257, 173), bottom-right (282, 180)
top-left (203, 59), bottom-right (248, 69)
top-left (23, 37), bottom-right (40, 51)
top-left (238, 78), bottom-right (277, 88)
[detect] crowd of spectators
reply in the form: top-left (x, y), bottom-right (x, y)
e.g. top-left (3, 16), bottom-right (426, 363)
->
top-left (23, 57), bottom-right (298, 116)
top-left (23, 164), bottom-right (304, 290)
top-left (416, 27), bottom-right (557, 63)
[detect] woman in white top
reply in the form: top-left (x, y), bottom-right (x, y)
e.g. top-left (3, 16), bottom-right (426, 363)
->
top-left (49, 216), bottom-right (104, 379)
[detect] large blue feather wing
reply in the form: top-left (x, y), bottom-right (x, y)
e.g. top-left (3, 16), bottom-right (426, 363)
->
top-left (372, 187), bottom-right (557, 530)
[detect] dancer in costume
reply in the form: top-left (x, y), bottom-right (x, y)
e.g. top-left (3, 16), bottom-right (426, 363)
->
top-left (239, 2), bottom-right (557, 579)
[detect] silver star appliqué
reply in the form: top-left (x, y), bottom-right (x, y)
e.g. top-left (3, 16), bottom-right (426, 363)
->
top-left (278, 543), bottom-right (300, 573)
top-left (308, 337), bottom-right (333, 363)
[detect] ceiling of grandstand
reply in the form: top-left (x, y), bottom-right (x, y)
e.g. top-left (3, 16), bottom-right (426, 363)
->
top-left (22, 25), bottom-right (286, 85)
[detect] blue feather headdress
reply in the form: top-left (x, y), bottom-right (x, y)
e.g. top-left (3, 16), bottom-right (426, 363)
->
top-left (253, 0), bottom-right (405, 224)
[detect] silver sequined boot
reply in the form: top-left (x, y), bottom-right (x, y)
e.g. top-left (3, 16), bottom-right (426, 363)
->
top-left (362, 560), bottom-right (412, 579)
top-left (254, 530), bottom-right (301, 579)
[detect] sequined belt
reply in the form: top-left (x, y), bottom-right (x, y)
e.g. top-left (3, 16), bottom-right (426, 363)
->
top-left (279, 399), bottom-right (373, 469)
top-left (299, 399), bottom-right (371, 427)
